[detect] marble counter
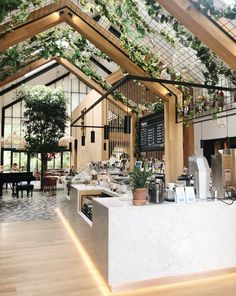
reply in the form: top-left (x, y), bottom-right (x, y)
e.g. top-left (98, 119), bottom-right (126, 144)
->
top-left (68, 184), bottom-right (236, 291)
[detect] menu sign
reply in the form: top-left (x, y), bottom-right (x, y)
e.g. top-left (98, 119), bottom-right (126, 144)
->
top-left (139, 112), bottom-right (164, 151)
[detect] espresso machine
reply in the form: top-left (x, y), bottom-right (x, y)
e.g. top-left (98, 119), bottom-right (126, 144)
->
top-left (211, 149), bottom-right (236, 197)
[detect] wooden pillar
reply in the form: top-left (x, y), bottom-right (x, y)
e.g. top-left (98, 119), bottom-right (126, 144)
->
top-left (183, 125), bottom-right (194, 167)
top-left (165, 98), bottom-right (183, 182)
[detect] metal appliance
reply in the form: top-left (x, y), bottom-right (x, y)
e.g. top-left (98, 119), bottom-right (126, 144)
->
top-left (177, 174), bottom-right (192, 187)
top-left (188, 155), bottom-right (210, 199)
top-left (211, 149), bottom-right (236, 198)
top-left (148, 177), bottom-right (165, 203)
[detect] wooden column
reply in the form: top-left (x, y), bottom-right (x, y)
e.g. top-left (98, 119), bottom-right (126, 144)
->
top-left (165, 97), bottom-right (184, 182)
top-left (183, 125), bottom-right (194, 167)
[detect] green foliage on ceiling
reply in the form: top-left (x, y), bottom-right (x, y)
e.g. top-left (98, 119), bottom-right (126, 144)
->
top-left (190, 0), bottom-right (236, 20)
top-left (143, 0), bottom-right (236, 124)
top-left (0, 26), bottom-right (153, 115)
top-left (144, 0), bottom-right (236, 87)
top-left (0, 0), bottom-right (42, 24)
top-left (0, 0), bottom-right (235, 124)
top-left (78, 0), bottom-right (162, 79)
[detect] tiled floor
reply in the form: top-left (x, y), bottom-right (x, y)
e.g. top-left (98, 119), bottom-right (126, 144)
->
top-left (0, 186), bottom-right (70, 223)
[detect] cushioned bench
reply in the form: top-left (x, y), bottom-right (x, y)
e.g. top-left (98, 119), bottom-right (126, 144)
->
top-left (16, 184), bottom-right (34, 198)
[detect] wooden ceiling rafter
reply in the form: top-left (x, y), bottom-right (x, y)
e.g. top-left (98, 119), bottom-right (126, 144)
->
top-left (0, 0), bottom-right (175, 102)
top-left (0, 57), bottom-right (53, 88)
top-left (0, 12), bottom-right (66, 50)
top-left (156, 0), bottom-right (236, 71)
top-left (57, 57), bottom-right (132, 113)
top-left (0, 55), bottom-right (131, 113)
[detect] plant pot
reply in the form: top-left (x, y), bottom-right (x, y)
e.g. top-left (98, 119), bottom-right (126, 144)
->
top-left (132, 188), bottom-right (147, 206)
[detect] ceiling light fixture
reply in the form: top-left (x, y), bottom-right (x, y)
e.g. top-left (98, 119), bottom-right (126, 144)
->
top-left (24, 60), bottom-right (57, 78)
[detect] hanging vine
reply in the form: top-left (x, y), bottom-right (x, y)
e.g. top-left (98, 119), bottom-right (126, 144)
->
top-left (0, 0), bottom-right (42, 23)
top-left (0, 0), bottom-right (235, 125)
top-left (0, 26), bottom-right (151, 115)
top-left (189, 0), bottom-right (236, 20)
top-left (144, 0), bottom-right (235, 87)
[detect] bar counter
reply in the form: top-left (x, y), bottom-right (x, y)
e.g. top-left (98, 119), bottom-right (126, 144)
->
top-left (68, 184), bottom-right (236, 291)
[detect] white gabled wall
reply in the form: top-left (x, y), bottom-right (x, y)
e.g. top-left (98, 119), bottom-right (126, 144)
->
top-left (71, 90), bottom-right (104, 170)
top-left (194, 111), bottom-right (236, 155)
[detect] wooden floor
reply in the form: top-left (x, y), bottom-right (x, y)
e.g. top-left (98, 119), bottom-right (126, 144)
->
top-left (1, 217), bottom-right (236, 296)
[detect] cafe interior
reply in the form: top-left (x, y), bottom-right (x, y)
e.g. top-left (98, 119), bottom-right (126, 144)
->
top-left (0, 0), bottom-right (236, 295)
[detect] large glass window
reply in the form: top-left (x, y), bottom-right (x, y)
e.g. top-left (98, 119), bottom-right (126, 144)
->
top-left (1, 75), bottom-right (90, 171)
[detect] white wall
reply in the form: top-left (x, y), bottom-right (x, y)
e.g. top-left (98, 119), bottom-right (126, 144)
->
top-left (0, 64), bottom-right (91, 167)
top-left (0, 65), bottom-right (90, 111)
top-left (72, 90), bottom-right (104, 170)
top-left (194, 110), bottom-right (236, 155)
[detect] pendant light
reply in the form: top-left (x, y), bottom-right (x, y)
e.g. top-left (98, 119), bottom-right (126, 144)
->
top-left (91, 108), bottom-right (95, 143)
top-left (91, 131), bottom-right (95, 143)
top-left (81, 131), bottom-right (85, 146)
top-left (225, 116), bottom-right (230, 148)
top-left (124, 114), bottom-right (131, 134)
top-left (124, 101), bottom-right (131, 134)
top-left (81, 116), bottom-right (85, 146)
top-left (104, 98), bottom-right (109, 139)
top-left (104, 125), bottom-right (109, 140)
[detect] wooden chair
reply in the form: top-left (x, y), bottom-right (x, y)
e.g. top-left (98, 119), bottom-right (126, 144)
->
top-left (42, 177), bottom-right (57, 196)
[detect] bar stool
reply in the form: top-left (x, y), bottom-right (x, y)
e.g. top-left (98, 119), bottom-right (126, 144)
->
top-left (16, 183), bottom-right (34, 198)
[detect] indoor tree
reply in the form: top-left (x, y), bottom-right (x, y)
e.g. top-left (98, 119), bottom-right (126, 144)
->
top-left (21, 85), bottom-right (69, 189)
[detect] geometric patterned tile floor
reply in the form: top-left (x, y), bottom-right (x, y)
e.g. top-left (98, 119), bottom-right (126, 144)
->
top-left (0, 187), bottom-right (70, 223)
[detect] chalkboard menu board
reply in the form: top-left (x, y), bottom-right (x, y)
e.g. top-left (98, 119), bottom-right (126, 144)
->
top-left (139, 112), bottom-right (164, 152)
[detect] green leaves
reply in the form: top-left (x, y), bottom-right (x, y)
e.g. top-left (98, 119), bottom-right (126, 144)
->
top-left (130, 164), bottom-right (155, 189)
top-left (190, 0), bottom-right (236, 20)
top-left (0, 0), bottom-right (42, 24)
top-left (22, 85), bottom-right (69, 157)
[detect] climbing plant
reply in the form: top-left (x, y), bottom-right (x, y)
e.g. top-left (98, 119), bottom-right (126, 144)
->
top-left (144, 0), bottom-right (235, 87)
top-left (0, 26), bottom-right (157, 115)
top-left (189, 0), bottom-right (236, 20)
top-left (0, 0), bottom-right (42, 28)
top-left (1, 0), bottom-right (235, 124)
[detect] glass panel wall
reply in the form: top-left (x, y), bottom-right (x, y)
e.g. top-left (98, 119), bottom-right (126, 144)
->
top-left (1, 75), bottom-right (90, 172)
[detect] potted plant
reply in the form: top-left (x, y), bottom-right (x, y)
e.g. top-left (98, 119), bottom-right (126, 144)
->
top-left (130, 164), bottom-right (155, 206)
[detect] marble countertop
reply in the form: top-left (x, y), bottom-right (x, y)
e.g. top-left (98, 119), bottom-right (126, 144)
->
top-left (71, 183), bottom-right (227, 209)
top-left (71, 184), bottom-right (119, 197)
top-left (93, 196), bottom-right (224, 208)
top-left (69, 182), bottom-right (236, 289)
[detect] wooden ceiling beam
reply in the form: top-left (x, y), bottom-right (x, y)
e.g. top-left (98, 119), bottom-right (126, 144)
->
top-left (65, 8), bottom-right (170, 101)
top-left (0, 0), bottom-right (172, 101)
top-left (0, 13), bottom-right (66, 51)
top-left (156, 0), bottom-right (236, 71)
top-left (57, 57), bottom-right (111, 96)
top-left (0, 55), bottom-right (129, 113)
top-left (106, 70), bottom-right (125, 85)
top-left (57, 57), bottom-right (129, 112)
top-left (0, 58), bottom-right (52, 88)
